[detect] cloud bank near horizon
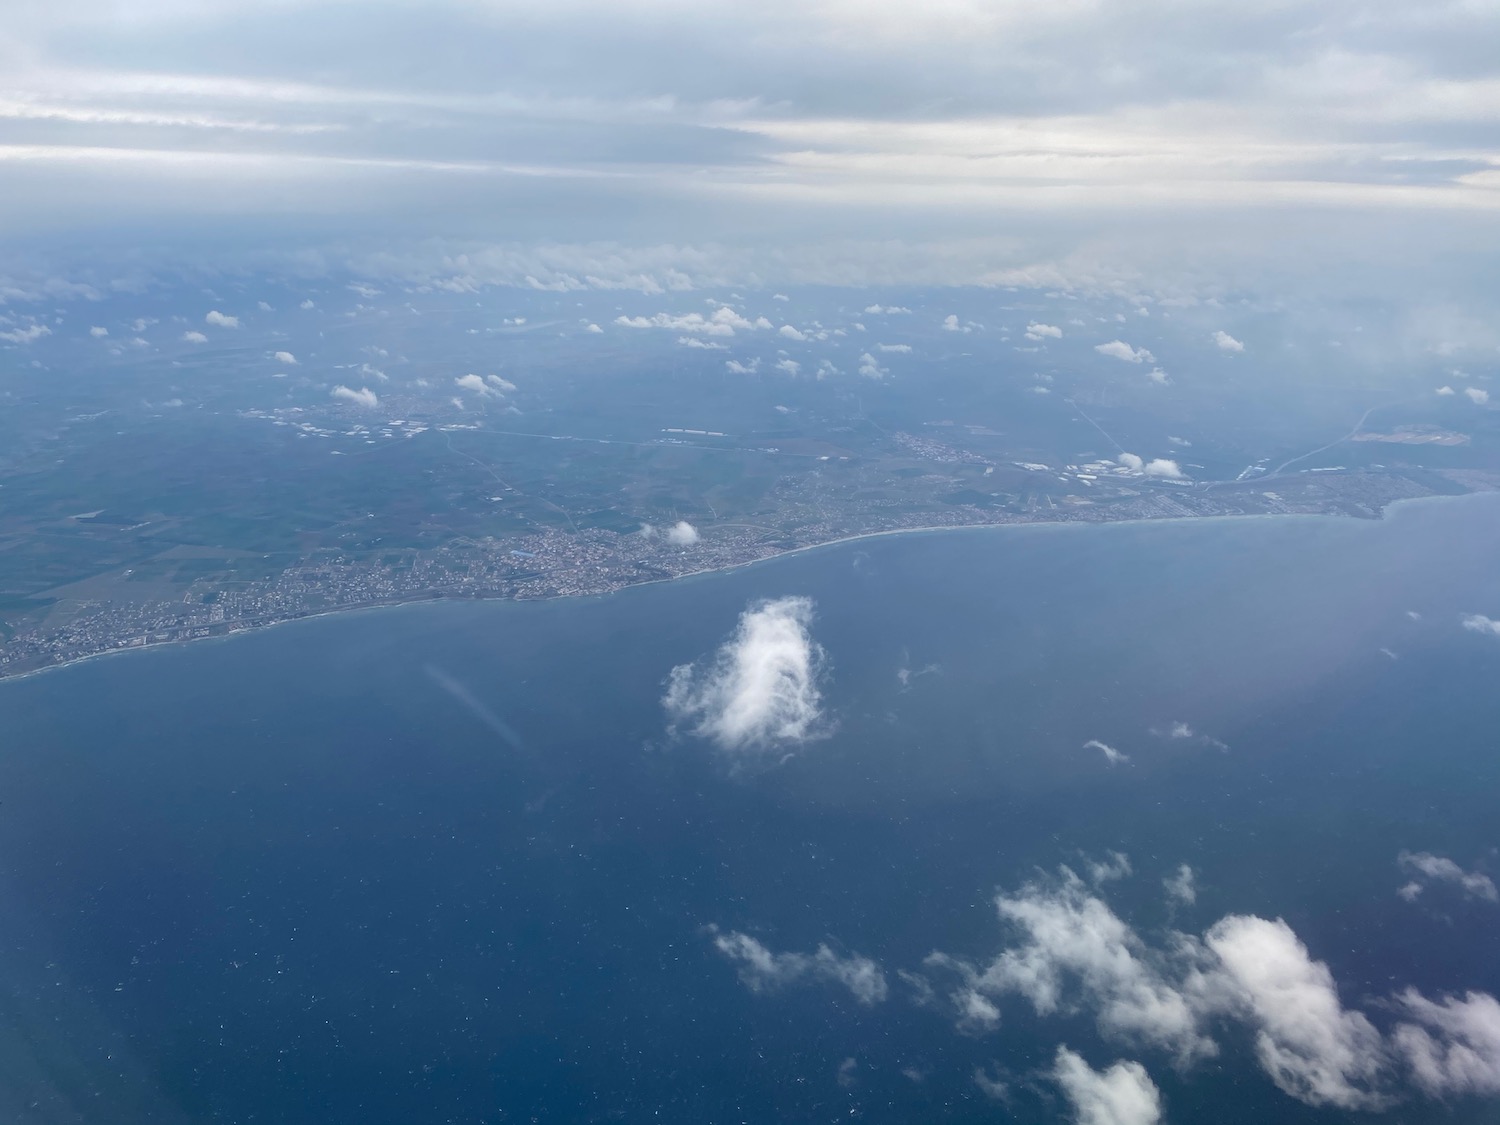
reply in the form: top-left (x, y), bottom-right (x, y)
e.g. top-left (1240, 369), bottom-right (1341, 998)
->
top-left (2, 0), bottom-right (1500, 307)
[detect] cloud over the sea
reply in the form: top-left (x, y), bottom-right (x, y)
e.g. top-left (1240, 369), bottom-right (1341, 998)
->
top-left (911, 864), bottom-right (1500, 1112)
top-left (709, 927), bottom-right (888, 1006)
top-left (664, 596), bottom-right (829, 757)
top-left (1051, 1046), bottom-right (1162, 1125)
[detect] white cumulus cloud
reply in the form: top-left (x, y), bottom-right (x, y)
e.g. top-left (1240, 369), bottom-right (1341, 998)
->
top-left (664, 520), bottom-right (700, 546)
top-left (1465, 387), bottom-right (1489, 404)
top-left (331, 384), bottom-right (379, 408)
top-left (664, 596), bottom-right (829, 757)
top-left (1462, 614), bottom-right (1500, 636)
top-left (88, 325), bottom-right (108, 337)
top-left (1052, 1047), bottom-right (1163, 1125)
top-left (181, 330), bottom-right (207, 343)
top-left (1205, 915), bottom-right (1390, 1110)
top-left (0, 324), bottom-right (51, 344)
top-left (204, 310), bottom-right (239, 328)
top-left (273, 350), bottom-right (297, 365)
top-left (858, 352), bottom-right (887, 379)
top-left (1026, 322), bottom-right (1063, 340)
top-left (616, 307), bottom-right (771, 337)
top-left (1391, 989), bottom-right (1500, 1098)
top-left (1096, 340), bottom-right (1155, 364)
top-left (455, 373), bottom-right (497, 396)
top-left (1213, 330), bottom-right (1245, 352)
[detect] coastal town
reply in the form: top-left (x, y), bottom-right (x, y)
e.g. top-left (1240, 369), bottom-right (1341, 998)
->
top-left (0, 460), bottom-right (1478, 680)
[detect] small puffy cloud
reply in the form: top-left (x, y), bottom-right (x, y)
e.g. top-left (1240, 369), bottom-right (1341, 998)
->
top-left (772, 293), bottom-right (789, 301)
top-left (1096, 340), bottom-right (1155, 364)
top-left (1462, 614), bottom-right (1500, 636)
top-left (678, 336), bottom-right (726, 349)
top-left (1213, 330), bottom-right (1245, 352)
top-left (487, 374), bottom-right (517, 392)
top-left (1147, 368), bottom-right (1170, 385)
top-left (864, 304), bottom-right (911, 314)
top-left (331, 385), bottom-right (379, 408)
top-left (726, 359), bottom-right (760, 374)
top-left (664, 520), bottom-right (700, 546)
top-left (258, 301), bottom-right (273, 312)
top-left (1164, 865), bottom-right (1197, 907)
top-left (1397, 851), bottom-right (1498, 903)
top-left (778, 324), bottom-right (807, 341)
top-left (299, 299), bottom-right (316, 310)
top-left (1026, 322), bottom-right (1063, 341)
top-left (204, 310), bottom-right (239, 328)
top-left (1051, 1047), bottom-right (1162, 1125)
top-left (664, 596), bottom-right (829, 757)
top-left (1118, 453), bottom-right (1144, 471)
top-left (0, 324), bottom-right (51, 344)
top-left (273, 350), bottom-right (297, 365)
top-left (710, 929), bottom-right (888, 1006)
top-left (181, 330), bottom-right (208, 343)
top-left (585, 322), bottom-right (603, 333)
top-left (1144, 459), bottom-right (1184, 479)
top-left (455, 373), bottom-right (502, 396)
top-left (1084, 739), bottom-right (1129, 765)
top-left (942, 314), bottom-right (971, 333)
top-left (616, 307), bottom-right (770, 337)
top-left (858, 352), bottom-right (888, 379)
top-left (877, 343), bottom-right (912, 353)
top-left (1436, 385), bottom-right (1456, 395)
top-left (774, 358), bottom-right (802, 376)
top-left (89, 326), bottom-right (108, 338)
top-left (1465, 387), bottom-right (1489, 405)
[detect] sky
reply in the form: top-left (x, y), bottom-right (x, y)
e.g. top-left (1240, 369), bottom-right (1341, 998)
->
top-left (2, 0), bottom-right (1499, 301)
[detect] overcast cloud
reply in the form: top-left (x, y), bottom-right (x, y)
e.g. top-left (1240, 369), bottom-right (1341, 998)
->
top-left (2, 0), bottom-right (1499, 302)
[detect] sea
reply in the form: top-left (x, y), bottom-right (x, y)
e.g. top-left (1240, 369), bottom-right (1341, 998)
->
top-left (2, 493), bottom-right (1499, 1124)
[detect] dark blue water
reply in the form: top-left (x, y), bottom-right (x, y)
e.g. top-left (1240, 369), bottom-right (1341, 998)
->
top-left (3, 495), bottom-right (1500, 1124)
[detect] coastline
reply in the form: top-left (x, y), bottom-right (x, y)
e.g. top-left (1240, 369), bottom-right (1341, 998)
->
top-left (2, 488), bottom-right (1494, 689)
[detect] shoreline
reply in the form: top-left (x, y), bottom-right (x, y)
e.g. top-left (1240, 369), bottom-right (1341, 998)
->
top-left (2, 489), bottom-right (1494, 688)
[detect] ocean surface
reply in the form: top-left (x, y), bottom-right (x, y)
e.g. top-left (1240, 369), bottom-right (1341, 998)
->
top-left (2, 494), bottom-right (1500, 1124)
